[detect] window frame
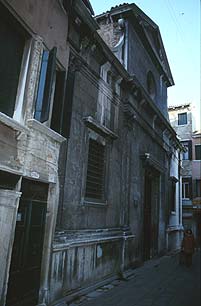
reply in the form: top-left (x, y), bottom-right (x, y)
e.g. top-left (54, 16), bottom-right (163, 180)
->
top-left (178, 112), bottom-right (187, 125)
top-left (195, 144), bottom-right (201, 160)
top-left (84, 137), bottom-right (106, 204)
top-left (83, 131), bottom-right (109, 206)
top-left (0, 4), bottom-right (29, 120)
top-left (182, 181), bottom-right (190, 200)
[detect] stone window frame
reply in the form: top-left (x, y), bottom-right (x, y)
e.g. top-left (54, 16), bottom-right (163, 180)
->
top-left (97, 62), bottom-right (120, 132)
top-left (81, 124), bottom-right (112, 207)
top-left (182, 179), bottom-right (191, 200)
top-left (0, 3), bottom-right (31, 124)
top-left (147, 71), bottom-right (157, 100)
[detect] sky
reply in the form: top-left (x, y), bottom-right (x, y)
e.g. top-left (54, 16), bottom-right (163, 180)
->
top-left (90, 0), bottom-right (200, 130)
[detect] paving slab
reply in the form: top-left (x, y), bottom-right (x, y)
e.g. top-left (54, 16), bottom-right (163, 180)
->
top-left (80, 250), bottom-right (200, 306)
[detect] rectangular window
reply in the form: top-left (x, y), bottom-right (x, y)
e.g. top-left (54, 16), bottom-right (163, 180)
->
top-left (97, 64), bottom-right (118, 132)
top-left (0, 4), bottom-right (26, 117)
top-left (85, 139), bottom-right (105, 201)
top-left (195, 145), bottom-right (201, 160)
top-left (181, 140), bottom-right (192, 160)
top-left (196, 180), bottom-right (201, 197)
top-left (182, 182), bottom-right (190, 199)
top-left (50, 67), bottom-right (75, 138)
top-left (178, 112), bottom-right (187, 125)
top-left (182, 142), bottom-right (189, 160)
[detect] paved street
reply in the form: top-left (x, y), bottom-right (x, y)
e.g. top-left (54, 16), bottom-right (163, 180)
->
top-left (69, 250), bottom-right (200, 306)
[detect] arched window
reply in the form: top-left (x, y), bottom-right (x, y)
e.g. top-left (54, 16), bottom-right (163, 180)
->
top-left (147, 71), bottom-right (156, 100)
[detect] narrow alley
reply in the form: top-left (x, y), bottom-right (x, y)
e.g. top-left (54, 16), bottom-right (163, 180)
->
top-left (67, 251), bottom-right (200, 306)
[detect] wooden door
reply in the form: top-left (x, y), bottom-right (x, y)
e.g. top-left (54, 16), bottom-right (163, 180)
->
top-left (6, 180), bottom-right (47, 306)
top-left (143, 171), bottom-right (152, 261)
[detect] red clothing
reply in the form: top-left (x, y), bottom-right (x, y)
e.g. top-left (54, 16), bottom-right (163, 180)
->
top-left (182, 233), bottom-right (195, 254)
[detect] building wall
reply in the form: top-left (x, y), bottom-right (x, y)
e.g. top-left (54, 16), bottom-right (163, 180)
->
top-left (192, 135), bottom-right (201, 179)
top-left (127, 20), bottom-right (168, 117)
top-left (168, 104), bottom-right (192, 140)
top-left (0, 1), bottom-right (68, 305)
top-left (96, 12), bottom-right (169, 119)
top-left (4, 0), bottom-right (69, 68)
top-left (168, 104), bottom-right (201, 241)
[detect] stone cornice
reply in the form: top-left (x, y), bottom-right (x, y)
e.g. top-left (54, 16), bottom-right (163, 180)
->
top-left (83, 116), bottom-right (118, 140)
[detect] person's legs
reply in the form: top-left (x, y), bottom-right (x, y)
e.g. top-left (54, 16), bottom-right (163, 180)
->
top-left (185, 254), bottom-right (192, 267)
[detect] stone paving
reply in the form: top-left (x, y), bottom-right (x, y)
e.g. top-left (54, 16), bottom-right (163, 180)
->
top-left (67, 250), bottom-right (200, 306)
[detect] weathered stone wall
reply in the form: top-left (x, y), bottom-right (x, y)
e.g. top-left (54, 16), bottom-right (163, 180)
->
top-left (4, 0), bottom-right (69, 67)
top-left (97, 20), bottom-right (122, 48)
top-left (0, 190), bottom-right (21, 306)
top-left (127, 20), bottom-right (168, 117)
top-left (49, 233), bottom-right (123, 302)
top-left (0, 2), bottom-right (67, 304)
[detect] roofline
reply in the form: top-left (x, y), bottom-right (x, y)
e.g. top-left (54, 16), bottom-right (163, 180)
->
top-left (73, 1), bottom-right (179, 146)
top-left (95, 3), bottom-right (174, 86)
top-left (74, 0), bottom-right (99, 31)
top-left (168, 103), bottom-right (191, 110)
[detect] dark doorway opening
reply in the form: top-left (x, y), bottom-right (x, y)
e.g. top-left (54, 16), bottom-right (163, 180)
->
top-left (143, 169), bottom-right (159, 261)
top-left (6, 179), bottom-right (48, 306)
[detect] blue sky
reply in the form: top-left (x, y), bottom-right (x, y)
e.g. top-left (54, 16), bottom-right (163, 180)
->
top-left (90, 0), bottom-right (200, 129)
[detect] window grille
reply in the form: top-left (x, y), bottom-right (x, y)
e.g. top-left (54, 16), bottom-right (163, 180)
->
top-left (85, 139), bottom-right (105, 200)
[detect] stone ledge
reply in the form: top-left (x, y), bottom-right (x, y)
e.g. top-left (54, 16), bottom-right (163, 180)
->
top-left (83, 116), bottom-right (118, 140)
top-left (27, 119), bottom-right (65, 143)
top-left (53, 228), bottom-right (135, 252)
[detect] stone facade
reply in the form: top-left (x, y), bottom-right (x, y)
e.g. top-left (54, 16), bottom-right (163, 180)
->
top-left (50, 3), bottom-right (182, 305)
top-left (0, 1), bottom-right (68, 305)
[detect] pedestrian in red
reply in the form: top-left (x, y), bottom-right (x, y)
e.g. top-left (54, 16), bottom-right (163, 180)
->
top-left (181, 229), bottom-right (196, 267)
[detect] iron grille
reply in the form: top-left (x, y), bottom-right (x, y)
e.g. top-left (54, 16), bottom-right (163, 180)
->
top-left (85, 139), bottom-right (105, 200)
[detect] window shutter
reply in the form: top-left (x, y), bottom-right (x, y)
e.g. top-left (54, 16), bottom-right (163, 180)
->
top-left (85, 139), bottom-right (105, 200)
top-left (62, 69), bottom-right (75, 138)
top-left (188, 140), bottom-right (192, 160)
top-left (50, 71), bottom-right (66, 134)
top-left (40, 47), bottom-right (57, 123)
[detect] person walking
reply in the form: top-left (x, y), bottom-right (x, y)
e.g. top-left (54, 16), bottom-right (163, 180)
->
top-left (181, 229), bottom-right (196, 267)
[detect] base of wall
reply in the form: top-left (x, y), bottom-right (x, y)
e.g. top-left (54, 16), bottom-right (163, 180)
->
top-left (166, 225), bottom-right (183, 252)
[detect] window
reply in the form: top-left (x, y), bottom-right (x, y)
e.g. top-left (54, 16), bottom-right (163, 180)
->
top-left (195, 145), bottom-right (201, 160)
top-left (196, 180), bottom-right (201, 197)
top-left (0, 4), bottom-right (27, 117)
top-left (35, 48), bottom-right (73, 138)
top-left (182, 178), bottom-right (192, 199)
top-left (50, 68), bottom-right (75, 138)
top-left (85, 139), bottom-right (105, 201)
top-left (178, 112), bottom-right (187, 125)
top-left (181, 141), bottom-right (192, 160)
top-left (147, 71), bottom-right (156, 100)
top-left (97, 63), bottom-right (118, 132)
top-left (182, 182), bottom-right (190, 199)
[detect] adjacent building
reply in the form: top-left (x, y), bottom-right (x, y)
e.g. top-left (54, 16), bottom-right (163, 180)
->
top-left (0, 0), bottom-right (69, 305)
top-left (168, 103), bottom-right (201, 244)
top-left (0, 1), bottom-right (183, 306)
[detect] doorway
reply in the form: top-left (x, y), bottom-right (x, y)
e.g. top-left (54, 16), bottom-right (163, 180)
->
top-left (143, 169), bottom-right (159, 261)
top-left (6, 179), bottom-right (48, 306)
